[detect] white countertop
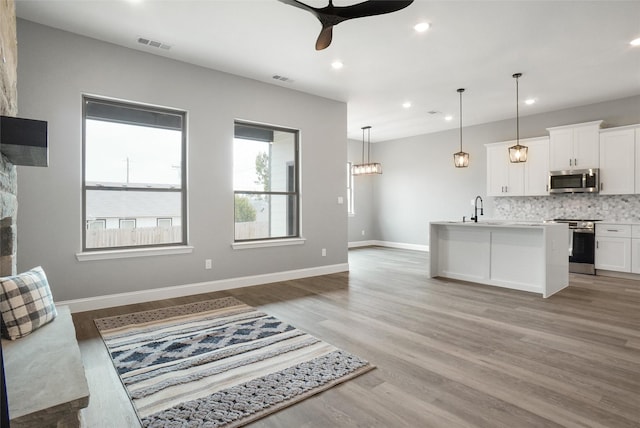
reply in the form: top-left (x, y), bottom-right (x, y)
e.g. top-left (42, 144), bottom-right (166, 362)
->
top-left (598, 221), bottom-right (640, 225)
top-left (431, 220), bottom-right (566, 228)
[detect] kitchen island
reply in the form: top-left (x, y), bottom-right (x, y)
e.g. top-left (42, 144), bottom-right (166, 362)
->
top-left (429, 221), bottom-right (569, 298)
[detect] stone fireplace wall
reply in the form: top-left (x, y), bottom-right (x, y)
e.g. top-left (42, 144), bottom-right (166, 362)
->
top-left (0, 0), bottom-right (18, 276)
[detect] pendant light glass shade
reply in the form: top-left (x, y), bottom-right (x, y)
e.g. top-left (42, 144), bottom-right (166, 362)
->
top-left (453, 88), bottom-right (469, 168)
top-left (352, 126), bottom-right (382, 175)
top-left (508, 73), bottom-right (528, 163)
top-left (454, 151), bottom-right (469, 167)
top-left (508, 144), bottom-right (528, 162)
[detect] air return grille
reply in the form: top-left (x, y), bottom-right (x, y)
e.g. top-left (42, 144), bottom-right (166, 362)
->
top-left (272, 75), bottom-right (295, 83)
top-left (137, 37), bottom-right (172, 50)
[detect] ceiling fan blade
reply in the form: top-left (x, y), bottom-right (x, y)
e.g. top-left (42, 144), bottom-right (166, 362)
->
top-left (316, 26), bottom-right (333, 50)
top-left (277, 0), bottom-right (320, 17)
top-left (278, 0), bottom-right (415, 50)
top-left (336, 0), bottom-right (414, 20)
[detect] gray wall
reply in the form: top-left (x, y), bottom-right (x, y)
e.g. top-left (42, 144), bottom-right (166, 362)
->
top-left (16, 20), bottom-right (348, 301)
top-left (369, 95), bottom-right (640, 246)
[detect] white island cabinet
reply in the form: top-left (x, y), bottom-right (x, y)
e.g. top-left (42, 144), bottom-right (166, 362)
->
top-left (429, 222), bottom-right (569, 298)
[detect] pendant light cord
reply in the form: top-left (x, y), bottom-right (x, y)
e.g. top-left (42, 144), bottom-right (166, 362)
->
top-left (459, 89), bottom-right (463, 152)
top-left (361, 127), bottom-right (365, 164)
top-left (514, 73), bottom-right (521, 144)
top-left (367, 127), bottom-right (371, 163)
top-left (361, 126), bottom-right (372, 163)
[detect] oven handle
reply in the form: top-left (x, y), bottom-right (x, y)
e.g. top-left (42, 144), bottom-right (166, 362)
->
top-left (568, 230), bottom-right (573, 257)
top-left (572, 228), bottom-right (595, 234)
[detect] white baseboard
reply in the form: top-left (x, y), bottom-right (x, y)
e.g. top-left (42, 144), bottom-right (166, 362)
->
top-left (348, 240), bottom-right (429, 252)
top-left (347, 240), bottom-right (378, 248)
top-left (57, 263), bottom-right (349, 313)
top-left (595, 269), bottom-right (640, 281)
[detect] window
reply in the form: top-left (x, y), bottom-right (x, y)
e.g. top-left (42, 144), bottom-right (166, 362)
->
top-left (347, 162), bottom-right (354, 215)
top-left (83, 96), bottom-right (187, 250)
top-left (86, 219), bottom-right (106, 230)
top-left (119, 219), bottom-right (136, 229)
top-left (157, 218), bottom-right (173, 228)
top-left (233, 122), bottom-right (299, 242)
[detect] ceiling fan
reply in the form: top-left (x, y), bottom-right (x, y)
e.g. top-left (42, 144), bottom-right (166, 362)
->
top-left (278, 0), bottom-right (414, 50)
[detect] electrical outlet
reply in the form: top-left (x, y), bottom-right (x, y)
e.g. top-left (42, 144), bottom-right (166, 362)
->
top-left (337, 196), bottom-right (344, 204)
top-left (205, 259), bottom-right (212, 270)
top-left (322, 248), bottom-right (327, 257)
top-left (361, 230), bottom-right (365, 236)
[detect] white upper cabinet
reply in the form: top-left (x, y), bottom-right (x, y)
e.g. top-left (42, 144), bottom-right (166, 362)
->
top-left (599, 126), bottom-right (636, 195)
top-left (486, 143), bottom-right (524, 196)
top-left (636, 127), bottom-right (640, 195)
top-left (547, 121), bottom-right (602, 171)
top-left (486, 137), bottom-right (548, 197)
top-left (524, 137), bottom-right (550, 196)
top-left (486, 144), bottom-right (507, 196)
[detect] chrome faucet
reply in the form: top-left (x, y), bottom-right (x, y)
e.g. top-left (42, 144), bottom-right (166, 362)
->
top-left (471, 196), bottom-right (483, 223)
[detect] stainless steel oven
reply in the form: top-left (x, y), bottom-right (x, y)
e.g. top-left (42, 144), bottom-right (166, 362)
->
top-left (554, 219), bottom-right (599, 274)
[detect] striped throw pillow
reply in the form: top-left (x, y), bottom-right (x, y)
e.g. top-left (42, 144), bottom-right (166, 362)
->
top-left (0, 266), bottom-right (57, 340)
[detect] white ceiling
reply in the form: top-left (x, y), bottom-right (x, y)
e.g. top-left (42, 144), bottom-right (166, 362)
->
top-left (15, 0), bottom-right (640, 142)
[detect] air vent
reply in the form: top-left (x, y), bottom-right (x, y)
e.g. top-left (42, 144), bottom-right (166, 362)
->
top-left (272, 75), bottom-right (295, 83)
top-left (137, 37), bottom-right (172, 50)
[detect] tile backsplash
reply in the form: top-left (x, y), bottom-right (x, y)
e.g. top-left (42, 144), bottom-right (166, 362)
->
top-left (493, 194), bottom-right (640, 222)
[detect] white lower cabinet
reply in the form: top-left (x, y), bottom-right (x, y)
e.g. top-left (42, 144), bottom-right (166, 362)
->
top-left (632, 239), bottom-right (640, 274)
top-left (595, 238), bottom-right (631, 272)
top-left (595, 224), bottom-right (632, 273)
top-left (632, 226), bottom-right (640, 274)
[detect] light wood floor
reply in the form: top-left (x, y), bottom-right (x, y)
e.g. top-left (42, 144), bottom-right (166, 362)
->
top-left (72, 247), bottom-right (640, 427)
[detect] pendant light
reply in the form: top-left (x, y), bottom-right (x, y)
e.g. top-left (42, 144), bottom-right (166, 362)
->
top-left (453, 88), bottom-right (469, 168)
top-left (508, 73), bottom-right (528, 163)
top-left (352, 126), bottom-right (382, 175)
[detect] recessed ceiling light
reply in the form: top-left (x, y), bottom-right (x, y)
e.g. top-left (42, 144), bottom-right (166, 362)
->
top-left (414, 22), bottom-right (430, 33)
top-left (525, 98), bottom-right (536, 105)
top-left (331, 60), bottom-right (344, 70)
top-left (444, 115), bottom-right (453, 121)
top-left (402, 101), bottom-right (412, 109)
top-left (631, 37), bottom-right (640, 46)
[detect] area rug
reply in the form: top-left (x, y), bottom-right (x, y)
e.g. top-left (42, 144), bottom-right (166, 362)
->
top-left (94, 296), bottom-right (373, 427)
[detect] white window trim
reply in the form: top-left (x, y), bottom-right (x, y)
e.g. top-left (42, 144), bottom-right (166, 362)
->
top-left (76, 245), bottom-right (194, 261)
top-left (232, 237), bottom-right (306, 250)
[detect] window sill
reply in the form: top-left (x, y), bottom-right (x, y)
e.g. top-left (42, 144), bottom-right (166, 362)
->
top-left (76, 245), bottom-right (194, 262)
top-left (232, 238), bottom-right (306, 250)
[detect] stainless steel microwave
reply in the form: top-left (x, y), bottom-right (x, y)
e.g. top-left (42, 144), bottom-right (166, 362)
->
top-left (549, 169), bottom-right (599, 194)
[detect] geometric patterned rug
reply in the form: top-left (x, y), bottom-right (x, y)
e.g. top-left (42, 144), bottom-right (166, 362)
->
top-left (94, 296), bottom-right (374, 427)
